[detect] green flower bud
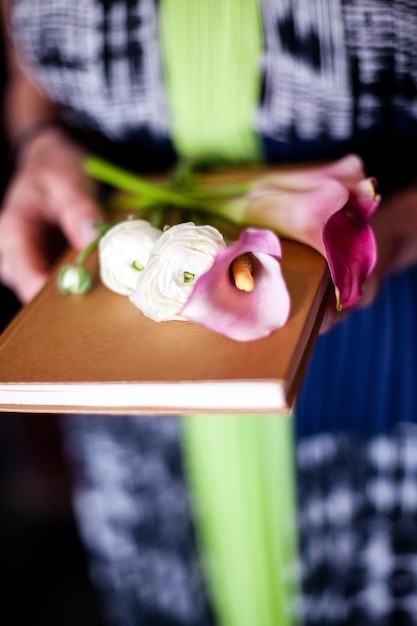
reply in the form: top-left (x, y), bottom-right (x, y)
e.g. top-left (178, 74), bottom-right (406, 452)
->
top-left (58, 265), bottom-right (93, 295)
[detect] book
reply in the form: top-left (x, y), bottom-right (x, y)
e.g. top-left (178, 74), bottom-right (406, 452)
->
top-left (0, 242), bottom-right (329, 415)
top-left (0, 165), bottom-right (331, 415)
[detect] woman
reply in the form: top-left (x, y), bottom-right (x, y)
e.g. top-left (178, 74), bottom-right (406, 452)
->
top-left (2, 2), bottom-right (417, 625)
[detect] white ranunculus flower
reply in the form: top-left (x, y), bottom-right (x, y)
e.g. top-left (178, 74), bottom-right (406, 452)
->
top-left (99, 219), bottom-right (162, 295)
top-left (130, 222), bottom-right (226, 321)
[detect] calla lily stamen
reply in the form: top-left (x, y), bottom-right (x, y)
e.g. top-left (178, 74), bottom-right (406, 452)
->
top-left (335, 288), bottom-right (342, 312)
top-left (231, 253), bottom-right (255, 292)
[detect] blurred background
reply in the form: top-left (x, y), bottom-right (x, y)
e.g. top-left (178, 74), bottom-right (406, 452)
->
top-left (0, 34), bottom-right (105, 626)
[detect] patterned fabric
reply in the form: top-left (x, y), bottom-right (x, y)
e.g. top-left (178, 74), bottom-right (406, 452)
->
top-left (294, 248), bottom-right (417, 626)
top-left (10, 1), bottom-right (417, 625)
top-left (62, 414), bottom-right (214, 626)
top-left (260, 0), bottom-right (417, 140)
top-left (13, 0), bottom-right (170, 141)
top-left (297, 425), bottom-right (417, 626)
top-left (259, 0), bottom-right (351, 141)
top-left (12, 0), bottom-right (417, 175)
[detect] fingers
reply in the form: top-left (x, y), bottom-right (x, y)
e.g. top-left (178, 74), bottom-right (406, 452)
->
top-left (2, 258), bottom-right (47, 303)
top-left (36, 150), bottom-right (104, 250)
top-left (0, 216), bottom-right (50, 302)
top-left (0, 134), bottom-right (104, 303)
top-left (0, 190), bottom-right (101, 302)
top-left (50, 189), bottom-right (103, 249)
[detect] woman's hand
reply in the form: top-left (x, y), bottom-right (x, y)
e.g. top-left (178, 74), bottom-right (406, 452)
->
top-left (0, 126), bottom-right (103, 303)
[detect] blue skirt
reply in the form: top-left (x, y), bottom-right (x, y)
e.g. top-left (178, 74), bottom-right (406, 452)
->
top-left (295, 264), bottom-right (417, 437)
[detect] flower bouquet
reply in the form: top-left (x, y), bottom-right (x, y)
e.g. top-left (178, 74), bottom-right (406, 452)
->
top-left (59, 153), bottom-right (380, 343)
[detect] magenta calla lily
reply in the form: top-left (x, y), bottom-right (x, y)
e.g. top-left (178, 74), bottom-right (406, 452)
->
top-left (181, 228), bottom-right (291, 342)
top-left (222, 154), bottom-right (380, 310)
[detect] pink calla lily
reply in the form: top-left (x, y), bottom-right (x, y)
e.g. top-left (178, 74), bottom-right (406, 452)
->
top-left (221, 154), bottom-right (380, 309)
top-left (181, 228), bottom-right (290, 342)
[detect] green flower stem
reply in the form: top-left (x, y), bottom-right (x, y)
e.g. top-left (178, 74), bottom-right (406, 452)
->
top-left (85, 156), bottom-right (212, 211)
top-left (85, 156), bottom-right (252, 227)
top-left (109, 192), bottom-right (246, 231)
top-left (181, 182), bottom-right (252, 199)
top-left (108, 195), bottom-right (163, 211)
top-left (75, 229), bottom-right (108, 266)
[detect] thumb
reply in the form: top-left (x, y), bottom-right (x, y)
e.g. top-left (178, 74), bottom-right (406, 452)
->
top-left (54, 190), bottom-right (104, 250)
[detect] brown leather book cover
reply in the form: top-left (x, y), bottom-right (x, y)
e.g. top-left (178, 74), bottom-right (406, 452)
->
top-left (0, 237), bottom-right (330, 415)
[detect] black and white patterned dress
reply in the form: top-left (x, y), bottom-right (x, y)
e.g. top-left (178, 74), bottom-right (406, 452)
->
top-left (11, 2), bottom-right (417, 625)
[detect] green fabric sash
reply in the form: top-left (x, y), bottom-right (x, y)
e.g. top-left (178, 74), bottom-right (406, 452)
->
top-left (160, 2), bottom-right (301, 624)
top-left (159, 0), bottom-right (263, 164)
top-left (183, 415), bottom-right (300, 626)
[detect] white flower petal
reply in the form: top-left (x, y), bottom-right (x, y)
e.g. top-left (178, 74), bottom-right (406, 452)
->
top-left (130, 222), bottom-right (226, 321)
top-left (99, 220), bottom-right (162, 295)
